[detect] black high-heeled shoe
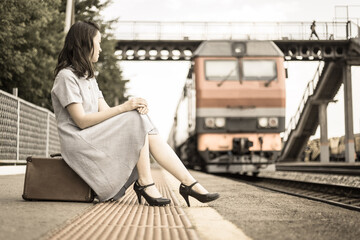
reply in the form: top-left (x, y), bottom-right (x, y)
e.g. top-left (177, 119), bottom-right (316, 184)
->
top-left (133, 180), bottom-right (171, 206)
top-left (179, 181), bottom-right (219, 207)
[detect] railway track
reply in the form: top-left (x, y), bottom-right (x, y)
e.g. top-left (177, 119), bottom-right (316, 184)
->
top-left (227, 174), bottom-right (360, 212)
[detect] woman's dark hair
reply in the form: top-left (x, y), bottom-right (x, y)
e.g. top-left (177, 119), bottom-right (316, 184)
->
top-left (54, 21), bottom-right (100, 79)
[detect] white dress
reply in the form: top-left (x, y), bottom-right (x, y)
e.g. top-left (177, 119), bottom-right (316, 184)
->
top-left (51, 68), bottom-right (158, 201)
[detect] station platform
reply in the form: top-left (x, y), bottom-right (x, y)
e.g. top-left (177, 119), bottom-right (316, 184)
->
top-left (0, 165), bottom-right (247, 240)
top-left (1, 165), bottom-right (359, 240)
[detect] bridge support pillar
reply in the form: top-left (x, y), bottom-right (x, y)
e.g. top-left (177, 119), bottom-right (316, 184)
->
top-left (319, 103), bottom-right (329, 163)
top-left (343, 63), bottom-right (355, 163)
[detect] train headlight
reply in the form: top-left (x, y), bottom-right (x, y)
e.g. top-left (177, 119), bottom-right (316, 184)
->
top-left (215, 118), bottom-right (226, 128)
top-left (258, 117), bottom-right (268, 128)
top-left (268, 117), bottom-right (279, 128)
top-left (204, 118), bottom-right (216, 128)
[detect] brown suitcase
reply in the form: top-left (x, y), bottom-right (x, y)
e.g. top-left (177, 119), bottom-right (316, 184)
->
top-left (22, 154), bottom-right (94, 202)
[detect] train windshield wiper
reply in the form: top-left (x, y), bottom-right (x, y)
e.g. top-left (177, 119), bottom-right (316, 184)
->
top-left (217, 66), bottom-right (237, 87)
top-left (264, 76), bottom-right (277, 87)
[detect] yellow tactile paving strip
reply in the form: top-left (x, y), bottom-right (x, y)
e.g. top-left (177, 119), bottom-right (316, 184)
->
top-left (45, 169), bottom-right (199, 240)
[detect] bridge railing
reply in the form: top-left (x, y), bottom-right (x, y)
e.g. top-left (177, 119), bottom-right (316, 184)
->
top-left (0, 90), bottom-right (60, 165)
top-left (282, 61), bottom-right (324, 142)
top-left (113, 21), bottom-right (359, 40)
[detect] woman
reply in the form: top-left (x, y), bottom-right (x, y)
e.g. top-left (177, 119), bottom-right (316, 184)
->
top-left (51, 21), bottom-right (219, 206)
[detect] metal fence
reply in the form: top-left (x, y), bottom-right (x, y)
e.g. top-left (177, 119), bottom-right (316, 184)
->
top-left (113, 21), bottom-right (359, 41)
top-left (0, 89), bottom-right (60, 165)
top-left (282, 61), bottom-right (324, 142)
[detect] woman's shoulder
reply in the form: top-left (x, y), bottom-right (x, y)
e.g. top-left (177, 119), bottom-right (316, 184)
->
top-left (52, 67), bottom-right (80, 93)
top-left (55, 67), bottom-right (83, 85)
top-left (56, 67), bottom-right (77, 79)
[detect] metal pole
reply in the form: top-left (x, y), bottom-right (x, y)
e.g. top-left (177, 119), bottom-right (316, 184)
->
top-left (71, 0), bottom-right (75, 26)
top-left (64, 0), bottom-right (73, 33)
top-left (133, 21), bottom-right (136, 40)
top-left (319, 103), bottom-right (329, 162)
top-left (46, 113), bottom-right (50, 157)
top-left (181, 22), bottom-right (183, 40)
top-left (204, 22), bottom-right (208, 40)
top-left (158, 22), bottom-right (161, 40)
top-left (12, 88), bottom-right (18, 97)
top-left (16, 100), bottom-right (20, 164)
top-left (343, 63), bottom-right (355, 163)
top-left (326, 23), bottom-right (328, 39)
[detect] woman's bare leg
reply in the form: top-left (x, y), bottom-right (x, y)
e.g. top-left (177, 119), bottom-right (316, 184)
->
top-left (148, 134), bottom-right (208, 194)
top-left (136, 134), bottom-right (162, 198)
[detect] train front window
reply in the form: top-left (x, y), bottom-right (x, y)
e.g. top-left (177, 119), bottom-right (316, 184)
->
top-left (205, 60), bottom-right (239, 81)
top-left (242, 60), bottom-right (277, 81)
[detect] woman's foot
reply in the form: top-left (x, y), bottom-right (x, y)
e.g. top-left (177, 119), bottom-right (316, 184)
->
top-left (181, 180), bottom-right (208, 194)
top-left (179, 181), bottom-right (219, 207)
top-left (134, 180), bottom-right (171, 206)
top-left (137, 179), bottom-right (162, 198)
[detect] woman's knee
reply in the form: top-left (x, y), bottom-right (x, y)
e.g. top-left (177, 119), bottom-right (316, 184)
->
top-left (125, 110), bottom-right (142, 122)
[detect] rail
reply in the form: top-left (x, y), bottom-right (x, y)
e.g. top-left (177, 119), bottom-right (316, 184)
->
top-left (113, 21), bottom-right (359, 41)
top-left (0, 89), bottom-right (60, 165)
top-left (246, 176), bottom-right (360, 212)
top-left (283, 61), bottom-right (324, 142)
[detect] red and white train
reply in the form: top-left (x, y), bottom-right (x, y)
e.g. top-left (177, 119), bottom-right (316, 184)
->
top-left (168, 40), bottom-right (286, 174)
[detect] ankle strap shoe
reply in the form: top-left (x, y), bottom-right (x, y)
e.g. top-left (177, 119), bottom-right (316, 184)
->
top-left (133, 180), bottom-right (171, 206)
top-left (179, 181), bottom-right (219, 207)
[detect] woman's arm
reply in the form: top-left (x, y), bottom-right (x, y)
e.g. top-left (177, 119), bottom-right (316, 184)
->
top-left (98, 97), bottom-right (149, 115)
top-left (98, 98), bottom-right (110, 112)
top-left (67, 97), bottom-right (148, 129)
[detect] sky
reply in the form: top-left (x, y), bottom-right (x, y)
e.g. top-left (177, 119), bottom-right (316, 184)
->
top-left (101, 0), bottom-right (360, 139)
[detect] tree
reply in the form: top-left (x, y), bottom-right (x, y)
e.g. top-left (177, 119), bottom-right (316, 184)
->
top-left (0, 0), bottom-right (64, 108)
top-left (0, 0), bottom-right (127, 108)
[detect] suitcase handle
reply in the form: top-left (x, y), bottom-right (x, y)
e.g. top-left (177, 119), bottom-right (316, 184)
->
top-left (50, 153), bottom-right (62, 158)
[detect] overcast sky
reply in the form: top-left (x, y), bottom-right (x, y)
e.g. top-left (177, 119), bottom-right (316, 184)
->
top-left (101, 1), bottom-right (360, 139)
top-left (103, 0), bottom-right (360, 22)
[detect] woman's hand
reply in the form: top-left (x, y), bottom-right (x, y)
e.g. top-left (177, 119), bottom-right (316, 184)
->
top-left (137, 106), bottom-right (149, 115)
top-left (121, 97), bottom-right (149, 114)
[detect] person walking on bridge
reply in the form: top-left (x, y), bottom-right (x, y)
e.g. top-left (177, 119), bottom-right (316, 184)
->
top-left (51, 21), bottom-right (219, 206)
top-left (309, 20), bottom-right (320, 40)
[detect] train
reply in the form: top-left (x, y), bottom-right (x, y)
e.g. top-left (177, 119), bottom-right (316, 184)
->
top-left (303, 134), bottom-right (360, 162)
top-left (168, 40), bottom-right (286, 174)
